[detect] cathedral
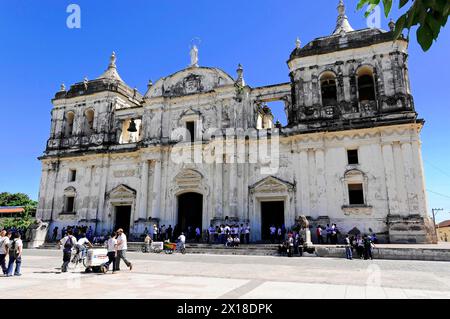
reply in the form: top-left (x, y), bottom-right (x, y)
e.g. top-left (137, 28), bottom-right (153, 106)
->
top-left (36, 1), bottom-right (436, 244)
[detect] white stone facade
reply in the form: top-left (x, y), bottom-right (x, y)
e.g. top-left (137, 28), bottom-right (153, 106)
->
top-left (37, 3), bottom-right (436, 243)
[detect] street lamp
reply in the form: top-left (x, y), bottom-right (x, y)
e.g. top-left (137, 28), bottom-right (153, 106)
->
top-left (432, 208), bottom-right (444, 228)
top-left (432, 208), bottom-right (444, 240)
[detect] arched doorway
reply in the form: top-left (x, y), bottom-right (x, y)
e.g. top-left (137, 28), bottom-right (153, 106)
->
top-left (177, 192), bottom-right (203, 240)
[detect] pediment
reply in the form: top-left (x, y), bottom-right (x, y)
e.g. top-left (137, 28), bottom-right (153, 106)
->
top-left (107, 184), bottom-right (136, 199)
top-left (64, 186), bottom-right (77, 196)
top-left (250, 176), bottom-right (295, 194)
top-left (145, 67), bottom-right (235, 99)
top-left (175, 169), bottom-right (203, 186)
top-left (180, 108), bottom-right (201, 118)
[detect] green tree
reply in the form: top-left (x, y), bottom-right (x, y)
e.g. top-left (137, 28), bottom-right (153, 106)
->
top-left (0, 192), bottom-right (37, 230)
top-left (0, 192), bottom-right (37, 207)
top-left (357, 0), bottom-right (450, 51)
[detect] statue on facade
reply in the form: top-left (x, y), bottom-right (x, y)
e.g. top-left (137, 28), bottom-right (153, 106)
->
top-left (190, 45), bottom-right (199, 68)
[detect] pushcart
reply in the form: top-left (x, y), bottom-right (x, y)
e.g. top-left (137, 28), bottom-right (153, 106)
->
top-left (84, 248), bottom-right (109, 273)
top-left (164, 241), bottom-right (186, 255)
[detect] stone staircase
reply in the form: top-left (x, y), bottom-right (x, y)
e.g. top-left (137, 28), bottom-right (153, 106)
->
top-left (38, 241), bottom-right (282, 256)
top-left (184, 243), bottom-right (281, 256)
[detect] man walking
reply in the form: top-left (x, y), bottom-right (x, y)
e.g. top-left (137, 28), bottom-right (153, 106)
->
top-left (58, 229), bottom-right (77, 273)
top-left (7, 233), bottom-right (23, 277)
top-left (344, 234), bottom-right (353, 260)
top-left (0, 231), bottom-right (12, 275)
top-left (115, 228), bottom-right (133, 271)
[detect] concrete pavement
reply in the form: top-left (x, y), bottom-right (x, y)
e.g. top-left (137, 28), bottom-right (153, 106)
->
top-left (2, 249), bottom-right (450, 299)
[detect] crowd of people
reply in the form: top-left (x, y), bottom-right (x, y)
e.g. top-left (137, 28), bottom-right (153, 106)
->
top-left (51, 225), bottom-right (94, 243)
top-left (268, 224), bottom-right (288, 244)
top-left (141, 223), bottom-right (252, 247)
top-left (315, 224), bottom-right (340, 244)
top-left (344, 234), bottom-right (377, 260)
top-left (212, 224), bottom-right (251, 247)
top-left (278, 232), bottom-right (305, 257)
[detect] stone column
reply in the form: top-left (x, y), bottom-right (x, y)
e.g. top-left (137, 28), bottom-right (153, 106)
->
top-left (299, 149), bottom-right (310, 216)
top-left (151, 160), bottom-right (162, 221)
top-left (293, 148), bottom-right (302, 217)
top-left (315, 148), bottom-right (327, 217)
top-left (214, 161), bottom-right (223, 219)
top-left (37, 166), bottom-right (49, 221)
top-left (84, 165), bottom-right (94, 221)
top-left (381, 143), bottom-right (399, 215)
top-left (401, 142), bottom-right (418, 214)
top-left (138, 160), bottom-right (149, 221)
top-left (307, 149), bottom-right (317, 214)
top-left (411, 140), bottom-right (428, 215)
top-left (229, 155), bottom-right (238, 219)
top-left (96, 158), bottom-right (109, 234)
top-left (392, 142), bottom-right (409, 215)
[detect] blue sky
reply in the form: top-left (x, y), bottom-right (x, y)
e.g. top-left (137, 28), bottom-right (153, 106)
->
top-left (0, 0), bottom-right (449, 221)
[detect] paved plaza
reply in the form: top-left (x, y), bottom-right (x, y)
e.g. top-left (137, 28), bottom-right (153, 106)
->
top-left (2, 249), bottom-right (450, 299)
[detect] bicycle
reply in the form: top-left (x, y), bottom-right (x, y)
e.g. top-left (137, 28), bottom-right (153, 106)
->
top-left (69, 248), bottom-right (88, 269)
top-left (142, 241), bottom-right (164, 254)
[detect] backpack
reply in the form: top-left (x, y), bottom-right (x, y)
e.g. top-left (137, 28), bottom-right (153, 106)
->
top-left (9, 239), bottom-right (19, 258)
top-left (63, 236), bottom-right (74, 252)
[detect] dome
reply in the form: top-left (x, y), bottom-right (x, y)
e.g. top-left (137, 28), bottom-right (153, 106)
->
top-left (145, 66), bottom-right (235, 98)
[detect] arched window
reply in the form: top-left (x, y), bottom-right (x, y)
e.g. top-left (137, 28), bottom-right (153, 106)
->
top-left (119, 118), bottom-right (142, 144)
top-left (65, 112), bottom-right (75, 137)
top-left (320, 72), bottom-right (337, 106)
top-left (84, 109), bottom-right (95, 134)
top-left (357, 66), bottom-right (376, 102)
top-left (256, 104), bottom-right (274, 129)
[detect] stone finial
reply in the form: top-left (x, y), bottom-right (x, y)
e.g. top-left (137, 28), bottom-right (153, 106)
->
top-left (296, 37), bottom-right (301, 49)
top-left (83, 77), bottom-right (89, 90)
top-left (109, 51), bottom-right (117, 68)
top-left (389, 18), bottom-right (395, 32)
top-left (147, 79), bottom-right (153, 90)
top-left (190, 45), bottom-right (199, 68)
top-left (60, 83), bottom-right (66, 92)
top-left (98, 51), bottom-right (124, 82)
top-left (337, 0), bottom-right (345, 15)
top-left (332, 0), bottom-right (354, 35)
